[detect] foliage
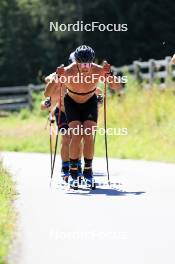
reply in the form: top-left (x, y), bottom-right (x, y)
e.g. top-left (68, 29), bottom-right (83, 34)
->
top-left (0, 0), bottom-right (175, 86)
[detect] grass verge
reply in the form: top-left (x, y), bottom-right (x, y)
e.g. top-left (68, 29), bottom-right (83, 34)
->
top-left (0, 160), bottom-right (17, 264)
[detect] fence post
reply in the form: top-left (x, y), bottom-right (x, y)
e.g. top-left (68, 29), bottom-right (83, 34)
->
top-left (28, 84), bottom-right (33, 110)
top-left (133, 61), bottom-right (141, 82)
top-left (149, 59), bottom-right (155, 85)
top-left (165, 56), bottom-right (172, 82)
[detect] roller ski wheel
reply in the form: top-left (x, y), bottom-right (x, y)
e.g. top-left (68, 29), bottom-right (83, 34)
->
top-left (78, 176), bottom-right (83, 185)
top-left (91, 182), bottom-right (96, 190)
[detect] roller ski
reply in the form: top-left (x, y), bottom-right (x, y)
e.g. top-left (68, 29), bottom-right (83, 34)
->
top-left (68, 175), bottom-right (96, 190)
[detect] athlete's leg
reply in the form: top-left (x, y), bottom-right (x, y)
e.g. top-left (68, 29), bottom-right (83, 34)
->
top-left (60, 132), bottom-right (71, 180)
top-left (60, 133), bottom-right (71, 161)
top-left (81, 95), bottom-right (98, 187)
top-left (69, 121), bottom-right (83, 159)
top-left (83, 120), bottom-right (96, 159)
top-left (77, 139), bottom-right (83, 181)
top-left (79, 138), bottom-right (83, 160)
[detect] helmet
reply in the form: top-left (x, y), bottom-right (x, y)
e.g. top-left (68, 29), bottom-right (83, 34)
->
top-left (74, 45), bottom-right (95, 63)
top-left (68, 51), bottom-right (75, 64)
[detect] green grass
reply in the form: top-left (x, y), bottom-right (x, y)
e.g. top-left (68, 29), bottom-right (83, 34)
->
top-left (1, 77), bottom-right (175, 162)
top-left (0, 160), bottom-right (17, 264)
top-left (95, 77), bottom-right (175, 162)
top-left (0, 115), bottom-right (49, 152)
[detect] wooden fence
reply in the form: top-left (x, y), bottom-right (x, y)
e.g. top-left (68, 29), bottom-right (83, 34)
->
top-left (111, 56), bottom-right (175, 88)
top-left (0, 84), bottom-right (44, 112)
top-left (0, 56), bottom-right (175, 111)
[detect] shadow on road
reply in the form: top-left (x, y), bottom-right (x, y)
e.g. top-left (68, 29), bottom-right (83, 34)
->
top-left (66, 187), bottom-right (145, 197)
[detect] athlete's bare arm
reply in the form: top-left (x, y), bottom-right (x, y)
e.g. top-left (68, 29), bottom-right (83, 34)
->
top-left (44, 73), bottom-right (58, 97)
top-left (44, 72), bottom-right (66, 98)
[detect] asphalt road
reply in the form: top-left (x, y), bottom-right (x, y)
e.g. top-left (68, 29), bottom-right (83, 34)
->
top-left (1, 152), bottom-right (175, 264)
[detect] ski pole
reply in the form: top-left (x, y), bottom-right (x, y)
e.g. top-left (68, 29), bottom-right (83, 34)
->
top-left (49, 112), bottom-right (53, 176)
top-left (104, 75), bottom-right (110, 186)
top-left (50, 84), bottom-right (62, 187)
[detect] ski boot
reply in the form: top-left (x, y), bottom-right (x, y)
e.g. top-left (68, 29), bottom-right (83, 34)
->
top-left (69, 160), bottom-right (79, 190)
top-left (83, 170), bottom-right (96, 190)
top-left (61, 161), bottom-right (70, 183)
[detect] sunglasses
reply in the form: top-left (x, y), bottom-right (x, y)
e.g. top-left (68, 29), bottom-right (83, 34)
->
top-left (78, 63), bottom-right (92, 69)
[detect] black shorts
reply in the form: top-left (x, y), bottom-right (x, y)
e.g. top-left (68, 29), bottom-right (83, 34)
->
top-left (54, 107), bottom-right (69, 130)
top-left (64, 94), bottom-right (98, 123)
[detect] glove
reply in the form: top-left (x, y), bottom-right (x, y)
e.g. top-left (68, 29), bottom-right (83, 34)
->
top-left (103, 60), bottom-right (111, 75)
top-left (44, 97), bottom-right (51, 108)
top-left (97, 94), bottom-right (103, 104)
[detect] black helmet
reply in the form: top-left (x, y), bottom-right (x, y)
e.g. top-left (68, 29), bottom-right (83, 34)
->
top-left (74, 45), bottom-right (95, 63)
top-left (68, 51), bottom-right (75, 64)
